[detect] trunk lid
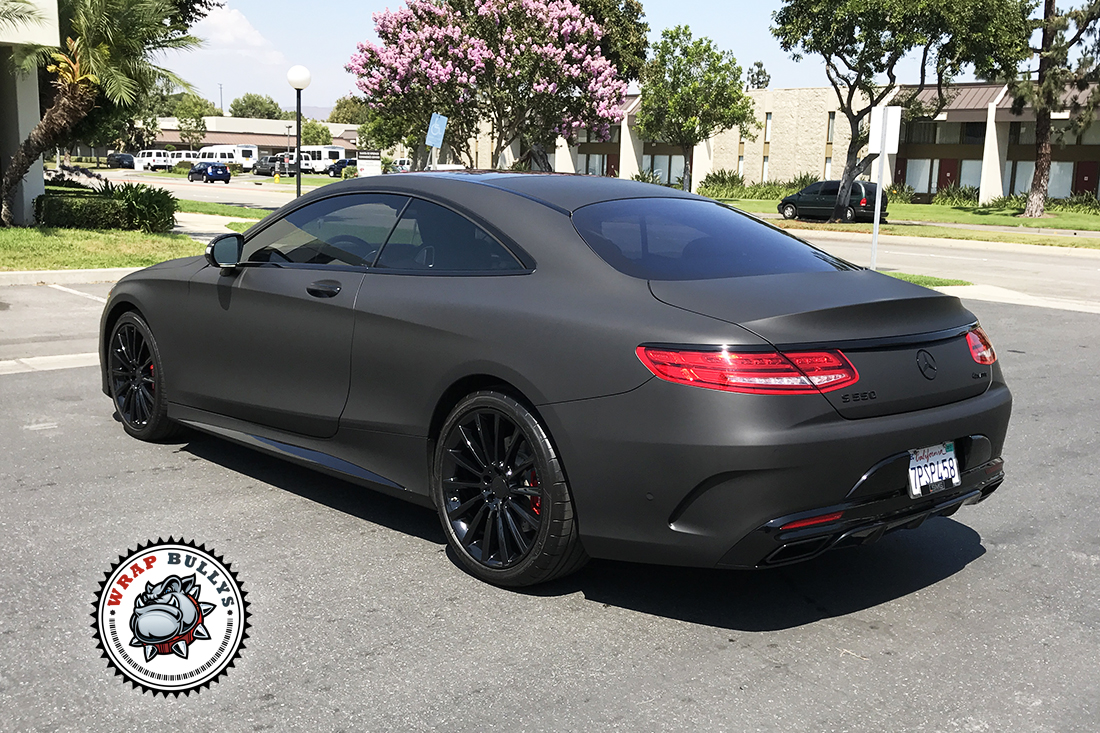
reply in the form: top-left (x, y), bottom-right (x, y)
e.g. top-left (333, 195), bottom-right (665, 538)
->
top-left (649, 270), bottom-right (991, 418)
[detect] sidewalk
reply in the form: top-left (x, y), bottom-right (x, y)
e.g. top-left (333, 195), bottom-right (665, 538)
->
top-left (172, 211), bottom-right (255, 243)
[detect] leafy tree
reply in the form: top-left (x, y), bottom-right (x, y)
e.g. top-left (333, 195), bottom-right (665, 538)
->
top-left (175, 93), bottom-right (209, 148)
top-left (635, 26), bottom-right (757, 191)
top-left (301, 119), bottom-right (333, 146)
top-left (2, 0), bottom-right (198, 225)
top-left (1010, 1), bottom-right (1100, 217)
top-left (167, 0), bottom-right (220, 30)
top-left (772, 0), bottom-right (1031, 221)
top-left (0, 0), bottom-right (42, 29)
top-left (347, 0), bottom-right (626, 169)
top-left (747, 61), bottom-right (770, 90)
top-left (328, 95), bottom-right (371, 125)
top-left (576, 0), bottom-right (649, 81)
top-left (229, 92), bottom-right (288, 120)
top-left (175, 93), bottom-right (219, 118)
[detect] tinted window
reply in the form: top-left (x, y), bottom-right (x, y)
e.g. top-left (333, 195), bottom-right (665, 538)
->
top-left (801, 182), bottom-right (822, 195)
top-left (375, 199), bottom-right (523, 272)
top-left (820, 182), bottom-right (840, 196)
top-left (243, 194), bottom-right (408, 267)
top-left (571, 198), bottom-right (855, 281)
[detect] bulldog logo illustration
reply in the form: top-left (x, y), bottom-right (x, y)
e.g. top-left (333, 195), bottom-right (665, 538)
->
top-left (92, 538), bottom-right (248, 696)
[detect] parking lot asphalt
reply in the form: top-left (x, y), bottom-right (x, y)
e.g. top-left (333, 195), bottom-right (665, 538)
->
top-left (0, 285), bottom-right (1098, 732)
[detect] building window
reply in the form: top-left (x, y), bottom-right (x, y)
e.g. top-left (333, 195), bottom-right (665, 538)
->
top-left (764, 113), bottom-right (773, 143)
top-left (827, 112), bottom-right (836, 143)
top-left (762, 155), bottom-right (769, 182)
top-left (737, 155), bottom-right (744, 175)
top-left (962, 122), bottom-right (986, 146)
top-left (824, 157), bottom-right (832, 179)
top-left (908, 122), bottom-right (936, 145)
top-left (579, 153), bottom-right (606, 176)
top-left (959, 159), bottom-right (983, 188)
top-left (906, 158), bottom-right (933, 194)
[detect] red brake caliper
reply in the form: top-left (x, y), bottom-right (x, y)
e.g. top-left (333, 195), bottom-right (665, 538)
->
top-left (528, 469), bottom-right (540, 515)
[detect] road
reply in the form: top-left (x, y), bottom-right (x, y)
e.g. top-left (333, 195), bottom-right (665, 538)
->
top-left (0, 282), bottom-right (1097, 731)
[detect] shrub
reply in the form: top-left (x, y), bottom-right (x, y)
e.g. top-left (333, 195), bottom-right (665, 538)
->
top-left (932, 184), bottom-right (979, 206)
top-left (696, 168), bottom-right (819, 200)
top-left (35, 191), bottom-right (129, 229)
top-left (1048, 191), bottom-right (1100, 214)
top-left (631, 169), bottom-right (662, 185)
top-left (886, 182), bottom-right (915, 204)
top-left (984, 193), bottom-right (1026, 209)
top-left (227, 163), bottom-right (243, 175)
top-left (100, 182), bottom-right (177, 233)
top-left (342, 165), bottom-right (358, 179)
top-left (172, 161), bottom-right (193, 175)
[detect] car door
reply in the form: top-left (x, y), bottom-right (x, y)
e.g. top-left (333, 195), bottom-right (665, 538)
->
top-left (816, 181), bottom-right (841, 217)
top-left (795, 182), bottom-right (822, 215)
top-left (175, 193), bottom-right (409, 438)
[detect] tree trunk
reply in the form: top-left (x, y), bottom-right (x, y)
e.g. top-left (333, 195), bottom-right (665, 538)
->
top-left (1024, 110), bottom-right (1052, 217)
top-left (1023, 0), bottom-right (1057, 218)
top-left (681, 145), bottom-right (692, 191)
top-left (832, 131), bottom-right (863, 221)
top-left (1, 85), bottom-right (97, 226)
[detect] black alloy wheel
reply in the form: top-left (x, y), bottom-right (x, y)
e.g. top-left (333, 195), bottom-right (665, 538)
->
top-left (107, 312), bottom-right (180, 441)
top-left (432, 391), bottom-right (587, 587)
top-left (781, 203), bottom-right (797, 220)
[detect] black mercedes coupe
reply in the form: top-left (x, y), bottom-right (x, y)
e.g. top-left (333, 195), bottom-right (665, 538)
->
top-left (99, 172), bottom-right (1011, 587)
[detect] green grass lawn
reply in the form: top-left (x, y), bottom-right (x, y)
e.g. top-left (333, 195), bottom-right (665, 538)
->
top-left (765, 218), bottom-right (1100, 249)
top-left (885, 272), bottom-right (972, 287)
top-left (225, 221), bottom-right (253, 233)
top-left (723, 198), bottom-right (1100, 232)
top-left (175, 200), bottom-right (271, 219)
top-left (0, 227), bottom-right (202, 271)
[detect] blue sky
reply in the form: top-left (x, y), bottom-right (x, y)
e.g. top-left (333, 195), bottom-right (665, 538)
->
top-left (162, 0), bottom-right (934, 112)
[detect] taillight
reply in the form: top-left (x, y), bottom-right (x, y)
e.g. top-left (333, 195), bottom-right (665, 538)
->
top-left (780, 511), bottom-right (844, 530)
top-left (859, 197), bottom-right (867, 206)
top-left (966, 326), bottom-right (997, 365)
top-left (635, 346), bottom-right (859, 395)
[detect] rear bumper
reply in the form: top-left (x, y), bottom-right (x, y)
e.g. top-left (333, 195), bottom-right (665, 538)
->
top-left (539, 376), bottom-right (1011, 568)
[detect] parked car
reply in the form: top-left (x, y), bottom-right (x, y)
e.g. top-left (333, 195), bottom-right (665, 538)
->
top-left (187, 161), bottom-right (231, 184)
top-left (392, 158), bottom-right (411, 172)
top-left (105, 153), bottom-right (134, 169)
top-left (325, 158), bottom-right (357, 177)
top-left (253, 155), bottom-right (297, 177)
top-left (779, 180), bottom-right (887, 222)
top-left (99, 173), bottom-right (1010, 588)
top-left (135, 149), bottom-right (171, 171)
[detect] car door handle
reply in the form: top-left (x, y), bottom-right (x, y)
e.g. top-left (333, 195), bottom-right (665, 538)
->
top-left (306, 280), bottom-right (342, 298)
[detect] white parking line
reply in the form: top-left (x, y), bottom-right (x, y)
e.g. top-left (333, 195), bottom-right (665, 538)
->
top-left (0, 352), bottom-right (99, 375)
top-left (47, 283), bottom-right (108, 303)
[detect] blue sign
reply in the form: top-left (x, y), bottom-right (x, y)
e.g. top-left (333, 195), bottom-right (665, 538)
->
top-left (426, 113), bottom-right (448, 149)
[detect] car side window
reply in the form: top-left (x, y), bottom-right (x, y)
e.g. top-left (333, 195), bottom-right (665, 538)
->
top-left (820, 182), bottom-right (841, 197)
top-left (802, 183), bottom-right (822, 195)
top-left (375, 199), bottom-right (523, 272)
top-left (242, 194), bottom-right (409, 268)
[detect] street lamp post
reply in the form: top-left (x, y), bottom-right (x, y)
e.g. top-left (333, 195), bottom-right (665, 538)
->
top-left (287, 65), bottom-right (311, 198)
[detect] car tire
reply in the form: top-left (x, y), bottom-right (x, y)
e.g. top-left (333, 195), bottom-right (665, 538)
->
top-left (224, 179), bottom-right (230, 184)
top-left (781, 203), bottom-right (797, 220)
top-left (106, 312), bottom-right (182, 442)
top-left (431, 390), bottom-right (588, 587)
top-left (843, 206), bottom-right (856, 223)
top-left (203, 174), bottom-right (209, 183)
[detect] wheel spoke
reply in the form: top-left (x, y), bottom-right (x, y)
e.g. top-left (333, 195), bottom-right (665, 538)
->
top-left (502, 504), bottom-right (531, 555)
top-left (444, 477), bottom-right (483, 491)
top-left (474, 413), bottom-right (494, 466)
top-left (509, 501), bottom-right (540, 529)
top-left (447, 495), bottom-right (483, 520)
top-left (509, 486), bottom-right (540, 498)
top-left (494, 510), bottom-right (510, 565)
top-left (446, 447), bottom-right (482, 477)
top-left (460, 504), bottom-right (488, 548)
top-left (510, 455), bottom-right (535, 475)
top-left (457, 425), bottom-right (487, 469)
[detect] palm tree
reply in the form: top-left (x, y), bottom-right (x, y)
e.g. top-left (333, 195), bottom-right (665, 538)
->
top-left (0, 0), bottom-right (42, 30)
top-left (1, 0), bottom-right (198, 225)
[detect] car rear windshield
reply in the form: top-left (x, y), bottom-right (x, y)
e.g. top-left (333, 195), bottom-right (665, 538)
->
top-left (571, 198), bottom-right (856, 280)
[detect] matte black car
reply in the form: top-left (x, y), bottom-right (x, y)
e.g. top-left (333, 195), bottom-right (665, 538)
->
top-left (105, 152), bottom-right (134, 169)
top-left (187, 161), bottom-right (231, 184)
top-left (780, 180), bottom-right (887, 222)
top-left (99, 173), bottom-right (1010, 587)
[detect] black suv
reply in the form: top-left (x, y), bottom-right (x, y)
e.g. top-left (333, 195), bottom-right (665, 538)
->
top-left (778, 180), bottom-right (887, 222)
top-left (105, 152), bottom-right (134, 169)
top-left (253, 155), bottom-right (297, 176)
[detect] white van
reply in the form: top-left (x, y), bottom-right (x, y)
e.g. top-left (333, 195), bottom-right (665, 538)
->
top-left (168, 150), bottom-right (200, 166)
top-left (299, 145), bottom-right (345, 174)
top-left (196, 144), bottom-right (260, 170)
top-left (136, 149), bottom-right (171, 171)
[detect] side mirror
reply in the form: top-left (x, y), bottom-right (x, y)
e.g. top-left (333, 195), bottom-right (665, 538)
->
top-left (206, 233), bottom-right (244, 270)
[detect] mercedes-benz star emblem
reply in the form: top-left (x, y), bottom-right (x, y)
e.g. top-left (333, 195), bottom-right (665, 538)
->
top-left (916, 349), bottom-right (938, 380)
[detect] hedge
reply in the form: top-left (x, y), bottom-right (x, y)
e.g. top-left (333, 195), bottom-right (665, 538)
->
top-left (35, 191), bottom-right (129, 230)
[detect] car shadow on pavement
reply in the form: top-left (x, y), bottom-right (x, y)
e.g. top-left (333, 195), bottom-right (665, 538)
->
top-left (527, 518), bottom-right (986, 632)
top-left (177, 433), bottom-right (446, 545)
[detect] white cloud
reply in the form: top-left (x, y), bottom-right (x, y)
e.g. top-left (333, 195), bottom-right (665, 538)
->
top-left (191, 7), bottom-right (286, 67)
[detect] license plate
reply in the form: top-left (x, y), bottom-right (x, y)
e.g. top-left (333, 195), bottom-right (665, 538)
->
top-left (907, 441), bottom-right (961, 498)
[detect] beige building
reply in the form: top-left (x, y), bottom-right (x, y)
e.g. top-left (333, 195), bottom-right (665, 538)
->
top-left (1, 0), bottom-right (59, 224)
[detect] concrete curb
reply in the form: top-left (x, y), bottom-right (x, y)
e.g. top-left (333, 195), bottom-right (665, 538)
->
top-left (0, 267), bottom-right (141, 286)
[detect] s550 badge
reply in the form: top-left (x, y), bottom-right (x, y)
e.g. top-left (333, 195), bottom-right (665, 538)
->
top-left (841, 390), bottom-right (877, 403)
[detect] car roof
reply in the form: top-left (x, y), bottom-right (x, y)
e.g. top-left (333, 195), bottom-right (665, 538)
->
top-left (326, 171), bottom-right (700, 214)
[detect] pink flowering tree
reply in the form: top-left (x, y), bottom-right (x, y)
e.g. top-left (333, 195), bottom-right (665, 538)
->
top-left (347, 0), bottom-right (627, 169)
